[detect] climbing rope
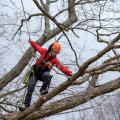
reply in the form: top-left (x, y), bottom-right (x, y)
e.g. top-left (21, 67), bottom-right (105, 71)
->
top-left (21, 0), bottom-right (30, 39)
top-left (21, 0), bottom-right (36, 57)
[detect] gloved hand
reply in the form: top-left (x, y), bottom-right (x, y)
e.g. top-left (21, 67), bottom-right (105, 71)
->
top-left (46, 62), bottom-right (53, 69)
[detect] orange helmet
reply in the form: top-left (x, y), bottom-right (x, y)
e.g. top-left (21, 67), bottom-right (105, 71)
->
top-left (52, 42), bottom-right (61, 52)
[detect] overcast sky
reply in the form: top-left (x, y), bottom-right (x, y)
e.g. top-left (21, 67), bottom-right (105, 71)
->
top-left (0, 0), bottom-right (120, 119)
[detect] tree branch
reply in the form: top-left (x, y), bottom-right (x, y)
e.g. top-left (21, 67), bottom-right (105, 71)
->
top-left (23, 77), bottom-right (120, 120)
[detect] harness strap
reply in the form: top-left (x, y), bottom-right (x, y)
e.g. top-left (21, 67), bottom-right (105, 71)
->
top-left (34, 51), bottom-right (54, 73)
top-left (40, 56), bottom-right (54, 71)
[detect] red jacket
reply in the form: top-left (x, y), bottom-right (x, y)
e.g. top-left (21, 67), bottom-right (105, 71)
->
top-left (31, 41), bottom-right (72, 76)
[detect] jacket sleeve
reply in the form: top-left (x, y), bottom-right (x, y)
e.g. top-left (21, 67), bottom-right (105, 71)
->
top-left (54, 58), bottom-right (72, 76)
top-left (30, 41), bottom-right (47, 54)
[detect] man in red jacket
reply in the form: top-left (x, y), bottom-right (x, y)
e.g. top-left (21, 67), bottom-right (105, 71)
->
top-left (19, 39), bottom-right (72, 111)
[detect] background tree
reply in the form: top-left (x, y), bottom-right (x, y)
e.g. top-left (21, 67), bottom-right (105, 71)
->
top-left (0, 0), bottom-right (120, 120)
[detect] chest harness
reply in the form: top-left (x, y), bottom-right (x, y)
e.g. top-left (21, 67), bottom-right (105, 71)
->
top-left (33, 44), bottom-right (54, 73)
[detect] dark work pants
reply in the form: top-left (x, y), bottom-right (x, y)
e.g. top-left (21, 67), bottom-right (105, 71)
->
top-left (24, 71), bottom-right (51, 107)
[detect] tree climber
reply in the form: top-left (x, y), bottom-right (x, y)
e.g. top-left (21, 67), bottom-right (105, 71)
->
top-left (19, 39), bottom-right (72, 111)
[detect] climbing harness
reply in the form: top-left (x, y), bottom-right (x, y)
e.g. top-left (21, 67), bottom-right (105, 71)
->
top-left (22, 46), bottom-right (54, 85)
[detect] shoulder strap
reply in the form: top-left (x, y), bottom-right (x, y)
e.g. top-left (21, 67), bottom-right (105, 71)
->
top-left (44, 44), bottom-right (53, 59)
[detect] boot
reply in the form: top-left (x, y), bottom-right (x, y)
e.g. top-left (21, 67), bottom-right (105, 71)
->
top-left (19, 105), bottom-right (29, 111)
top-left (40, 89), bottom-right (48, 95)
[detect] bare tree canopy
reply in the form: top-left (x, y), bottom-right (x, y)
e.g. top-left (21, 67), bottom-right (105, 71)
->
top-left (0, 0), bottom-right (120, 120)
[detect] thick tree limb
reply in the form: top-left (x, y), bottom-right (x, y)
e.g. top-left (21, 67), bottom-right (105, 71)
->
top-left (25, 76), bottom-right (120, 120)
top-left (3, 76), bottom-right (120, 120)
